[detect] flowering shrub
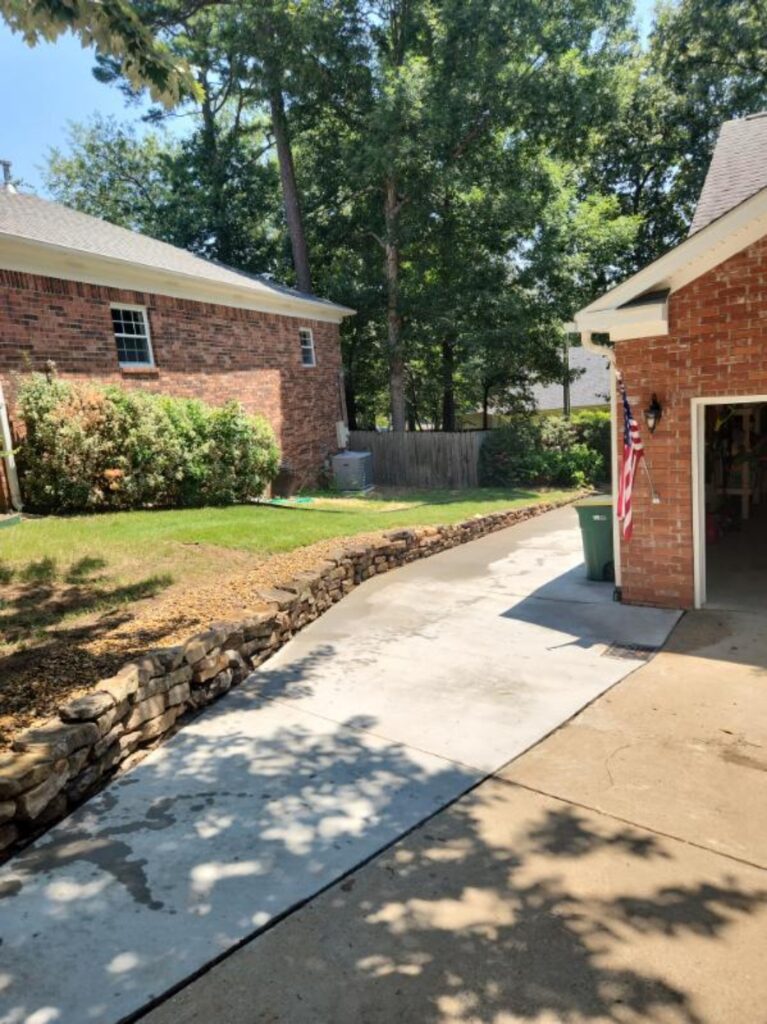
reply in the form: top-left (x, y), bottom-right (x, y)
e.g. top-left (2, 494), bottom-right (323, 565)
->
top-left (16, 374), bottom-right (279, 512)
top-left (479, 415), bottom-right (604, 489)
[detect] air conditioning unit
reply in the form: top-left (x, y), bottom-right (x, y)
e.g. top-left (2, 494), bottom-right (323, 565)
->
top-left (332, 450), bottom-right (373, 492)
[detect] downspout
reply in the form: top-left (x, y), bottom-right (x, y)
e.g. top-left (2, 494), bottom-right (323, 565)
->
top-left (580, 331), bottom-right (621, 592)
top-left (0, 382), bottom-right (23, 511)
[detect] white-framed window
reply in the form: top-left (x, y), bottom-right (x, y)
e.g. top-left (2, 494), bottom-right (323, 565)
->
top-left (110, 304), bottom-right (155, 367)
top-left (299, 327), bottom-right (316, 367)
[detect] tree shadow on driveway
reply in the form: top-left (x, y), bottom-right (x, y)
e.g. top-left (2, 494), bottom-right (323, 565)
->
top-left (2, 639), bottom-right (765, 1024)
top-left (150, 780), bottom-right (767, 1024)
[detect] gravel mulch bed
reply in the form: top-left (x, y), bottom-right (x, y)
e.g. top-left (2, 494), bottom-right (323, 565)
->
top-left (0, 530), bottom-right (384, 748)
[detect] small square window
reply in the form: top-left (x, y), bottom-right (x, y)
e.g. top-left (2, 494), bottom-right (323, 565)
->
top-left (299, 327), bottom-right (316, 367)
top-left (111, 306), bottom-right (154, 366)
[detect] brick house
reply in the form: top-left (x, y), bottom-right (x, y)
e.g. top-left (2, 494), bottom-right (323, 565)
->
top-left (0, 184), bottom-right (354, 508)
top-left (572, 112), bottom-right (767, 611)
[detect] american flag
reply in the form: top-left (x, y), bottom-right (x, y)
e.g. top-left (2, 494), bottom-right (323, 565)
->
top-left (616, 373), bottom-right (644, 540)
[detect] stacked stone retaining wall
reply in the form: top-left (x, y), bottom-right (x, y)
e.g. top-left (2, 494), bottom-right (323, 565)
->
top-left (0, 494), bottom-right (582, 858)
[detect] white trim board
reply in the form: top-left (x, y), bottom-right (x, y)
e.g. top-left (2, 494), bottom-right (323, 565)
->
top-left (0, 235), bottom-right (355, 324)
top-left (573, 186), bottom-right (767, 342)
top-left (691, 393), bottom-right (767, 608)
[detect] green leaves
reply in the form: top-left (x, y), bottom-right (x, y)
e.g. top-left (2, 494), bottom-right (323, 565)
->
top-left (29, 0), bottom-right (767, 435)
top-left (0, 0), bottom-right (200, 104)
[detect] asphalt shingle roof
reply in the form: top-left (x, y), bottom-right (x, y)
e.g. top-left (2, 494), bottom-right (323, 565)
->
top-left (0, 188), bottom-right (349, 313)
top-left (689, 112), bottom-right (767, 236)
top-left (532, 346), bottom-right (610, 412)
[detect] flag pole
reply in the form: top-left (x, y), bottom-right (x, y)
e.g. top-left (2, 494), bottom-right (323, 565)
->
top-left (642, 458), bottom-right (661, 504)
top-left (616, 371), bottom-right (661, 505)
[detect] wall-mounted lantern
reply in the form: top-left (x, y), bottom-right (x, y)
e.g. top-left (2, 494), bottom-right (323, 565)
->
top-left (643, 393), bottom-right (663, 434)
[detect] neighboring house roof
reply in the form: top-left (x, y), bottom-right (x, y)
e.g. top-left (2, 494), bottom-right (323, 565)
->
top-left (0, 188), bottom-right (354, 323)
top-left (571, 112), bottom-right (767, 343)
top-left (690, 113), bottom-right (767, 235)
top-left (532, 346), bottom-right (610, 412)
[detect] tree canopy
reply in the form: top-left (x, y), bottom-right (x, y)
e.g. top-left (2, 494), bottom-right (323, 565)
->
top-left (26, 0), bottom-right (767, 429)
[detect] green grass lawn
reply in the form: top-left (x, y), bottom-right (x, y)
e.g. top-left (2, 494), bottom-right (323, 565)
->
top-left (0, 487), bottom-right (576, 585)
top-left (0, 486), bottom-right (580, 737)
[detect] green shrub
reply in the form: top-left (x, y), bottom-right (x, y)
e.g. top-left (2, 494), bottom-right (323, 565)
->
top-left (571, 409), bottom-right (611, 473)
top-left (16, 374), bottom-right (280, 512)
top-left (479, 415), bottom-right (604, 489)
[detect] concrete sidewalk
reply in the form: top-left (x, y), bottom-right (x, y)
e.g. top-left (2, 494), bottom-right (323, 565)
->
top-left (143, 607), bottom-right (767, 1024)
top-left (0, 505), bottom-right (680, 1024)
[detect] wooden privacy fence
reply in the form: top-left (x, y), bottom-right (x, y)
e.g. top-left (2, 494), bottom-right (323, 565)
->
top-left (348, 430), bottom-right (490, 488)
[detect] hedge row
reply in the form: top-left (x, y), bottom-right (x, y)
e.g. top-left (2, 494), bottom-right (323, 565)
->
top-left (479, 411), bottom-right (609, 488)
top-left (16, 374), bottom-right (280, 512)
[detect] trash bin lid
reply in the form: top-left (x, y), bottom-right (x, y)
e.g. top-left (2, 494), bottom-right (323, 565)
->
top-left (574, 495), bottom-right (613, 508)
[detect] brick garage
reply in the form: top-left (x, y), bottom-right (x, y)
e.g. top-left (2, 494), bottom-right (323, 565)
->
top-left (574, 113), bottom-right (767, 610)
top-left (0, 188), bottom-right (353, 504)
top-left (614, 235), bottom-right (767, 607)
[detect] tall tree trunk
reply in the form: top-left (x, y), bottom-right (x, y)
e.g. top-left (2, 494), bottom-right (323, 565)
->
top-left (344, 361), bottom-right (358, 431)
top-left (441, 339), bottom-right (456, 431)
top-left (482, 383), bottom-right (491, 430)
top-left (562, 335), bottom-right (571, 418)
top-left (384, 176), bottom-right (406, 432)
top-left (269, 85), bottom-right (313, 294)
top-left (199, 80), bottom-right (233, 265)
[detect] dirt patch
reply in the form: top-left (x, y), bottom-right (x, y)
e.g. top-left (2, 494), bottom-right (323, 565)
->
top-left (0, 531), bottom-right (383, 748)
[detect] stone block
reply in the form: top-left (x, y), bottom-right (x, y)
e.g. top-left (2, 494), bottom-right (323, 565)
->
top-left (0, 751), bottom-right (56, 799)
top-left (116, 731), bottom-right (143, 760)
top-left (125, 694), bottom-right (167, 732)
top-left (94, 723), bottom-right (126, 760)
top-left (256, 587), bottom-right (297, 611)
top-left (94, 699), bottom-right (130, 737)
top-left (100, 663), bottom-right (146, 703)
top-left (16, 761), bottom-right (69, 820)
top-left (67, 748), bottom-right (90, 778)
top-left (66, 764), bottom-right (104, 804)
top-left (139, 706), bottom-right (182, 743)
top-left (210, 621), bottom-right (245, 650)
top-left (135, 654), bottom-right (164, 679)
top-left (192, 649), bottom-right (227, 684)
top-left (35, 792), bottom-right (68, 826)
top-left (165, 682), bottom-right (191, 708)
top-left (0, 800), bottom-right (16, 825)
top-left (147, 645), bottom-right (185, 672)
top-left (13, 721), bottom-right (99, 759)
top-left (140, 664), bottom-right (192, 700)
top-left (188, 669), bottom-right (233, 709)
top-left (183, 630), bottom-right (220, 665)
top-left (224, 649), bottom-right (248, 680)
top-left (242, 614), bottom-right (277, 640)
top-left (60, 691), bottom-right (115, 723)
top-left (0, 823), bottom-right (19, 853)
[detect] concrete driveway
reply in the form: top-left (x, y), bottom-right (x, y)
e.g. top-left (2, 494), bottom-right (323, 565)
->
top-left (0, 506), bottom-right (680, 1024)
top-left (144, 607), bottom-right (767, 1024)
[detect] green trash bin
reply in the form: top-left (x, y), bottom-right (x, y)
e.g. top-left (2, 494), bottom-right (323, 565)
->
top-left (574, 496), bottom-right (615, 582)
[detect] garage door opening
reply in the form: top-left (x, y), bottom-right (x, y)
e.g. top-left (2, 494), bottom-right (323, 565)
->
top-left (704, 401), bottom-right (767, 610)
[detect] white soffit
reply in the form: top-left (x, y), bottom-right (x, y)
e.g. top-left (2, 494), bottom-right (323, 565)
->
top-left (573, 186), bottom-right (767, 341)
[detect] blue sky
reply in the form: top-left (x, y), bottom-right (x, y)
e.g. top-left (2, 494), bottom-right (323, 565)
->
top-left (0, 25), bottom-right (156, 192)
top-left (0, 0), bottom-right (657, 194)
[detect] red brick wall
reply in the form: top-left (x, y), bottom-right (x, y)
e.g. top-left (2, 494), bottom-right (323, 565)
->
top-left (614, 233), bottom-right (767, 608)
top-left (0, 270), bottom-right (343, 496)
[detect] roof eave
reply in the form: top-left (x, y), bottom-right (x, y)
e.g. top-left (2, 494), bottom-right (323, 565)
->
top-left (0, 231), bottom-right (356, 322)
top-left (573, 185), bottom-right (767, 340)
top-left (575, 299), bottom-right (669, 342)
